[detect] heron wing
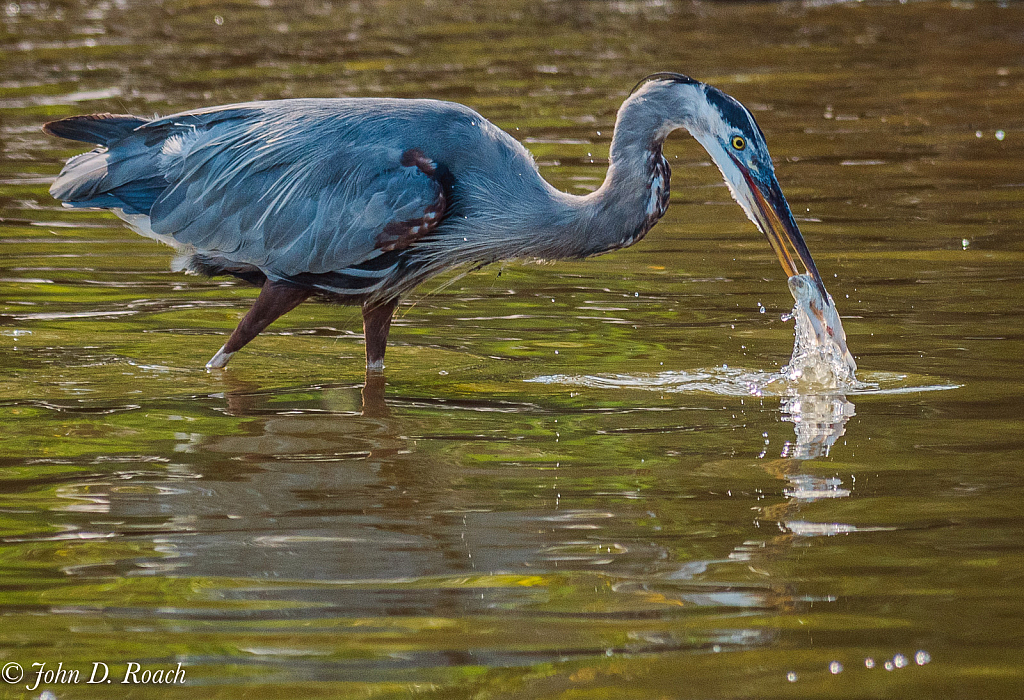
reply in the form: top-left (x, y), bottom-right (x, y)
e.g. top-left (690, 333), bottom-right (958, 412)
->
top-left (146, 107), bottom-right (447, 279)
top-left (50, 102), bottom-right (449, 284)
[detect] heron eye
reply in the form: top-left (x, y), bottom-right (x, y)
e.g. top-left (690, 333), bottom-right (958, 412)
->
top-left (731, 135), bottom-right (746, 151)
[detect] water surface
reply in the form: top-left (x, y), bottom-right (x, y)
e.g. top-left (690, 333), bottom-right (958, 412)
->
top-left (1, 1), bottom-right (1023, 698)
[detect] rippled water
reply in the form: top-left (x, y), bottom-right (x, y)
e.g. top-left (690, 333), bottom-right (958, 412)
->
top-left (2, 1), bottom-right (1024, 698)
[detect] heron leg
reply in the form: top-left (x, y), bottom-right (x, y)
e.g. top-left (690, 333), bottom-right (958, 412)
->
top-left (206, 281), bottom-right (312, 370)
top-left (362, 297), bottom-right (399, 372)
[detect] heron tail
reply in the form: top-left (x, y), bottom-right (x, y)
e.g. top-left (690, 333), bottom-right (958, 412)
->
top-left (43, 113), bottom-right (147, 147)
top-left (45, 114), bottom-right (168, 216)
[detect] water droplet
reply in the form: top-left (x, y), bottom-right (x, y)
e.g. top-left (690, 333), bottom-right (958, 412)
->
top-left (962, 238), bottom-right (970, 249)
top-left (829, 661), bottom-right (843, 674)
top-left (634, 291), bottom-right (639, 297)
top-left (995, 130), bottom-right (1005, 141)
top-left (865, 658), bottom-right (875, 669)
top-left (214, 14), bottom-right (224, 24)
top-left (759, 306), bottom-right (766, 314)
top-left (438, 370), bottom-right (448, 375)
top-left (786, 672), bottom-right (798, 682)
top-left (915, 650), bottom-right (931, 665)
top-left (884, 661), bottom-right (895, 671)
top-left (976, 130), bottom-right (983, 138)
top-left (712, 644), bottom-right (721, 653)
top-left (893, 654), bottom-right (908, 668)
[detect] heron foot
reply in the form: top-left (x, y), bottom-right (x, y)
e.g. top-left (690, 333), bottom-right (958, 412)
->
top-left (206, 345), bottom-right (235, 370)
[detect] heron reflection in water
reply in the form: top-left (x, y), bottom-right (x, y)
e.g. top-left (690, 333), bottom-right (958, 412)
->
top-left (45, 73), bottom-right (826, 371)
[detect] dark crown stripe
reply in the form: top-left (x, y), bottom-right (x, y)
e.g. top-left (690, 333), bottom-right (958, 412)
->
top-left (703, 85), bottom-right (767, 142)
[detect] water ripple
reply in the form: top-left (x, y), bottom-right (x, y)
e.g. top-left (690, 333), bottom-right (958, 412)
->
top-left (526, 367), bottom-right (959, 398)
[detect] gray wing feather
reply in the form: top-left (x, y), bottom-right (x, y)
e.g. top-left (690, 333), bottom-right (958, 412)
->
top-left (51, 101), bottom-right (447, 279)
top-left (147, 109), bottom-right (444, 277)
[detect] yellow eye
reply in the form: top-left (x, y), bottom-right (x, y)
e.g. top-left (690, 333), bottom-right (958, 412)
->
top-left (731, 135), bottom-right (746, 151)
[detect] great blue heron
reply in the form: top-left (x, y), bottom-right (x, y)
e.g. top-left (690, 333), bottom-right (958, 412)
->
top-left (44, 72), bottom-right (825, 371)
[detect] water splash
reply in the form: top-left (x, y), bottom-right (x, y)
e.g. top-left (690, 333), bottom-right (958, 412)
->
top-left (528, 274), bottom-right (957, 399)
top-left (779, 274), bottom-right (859, 390)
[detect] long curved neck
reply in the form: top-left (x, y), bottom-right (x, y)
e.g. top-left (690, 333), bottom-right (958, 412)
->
top-left (433, 81), bottom-right (705, 266)
top-left (547, 86), bottom-right (700, 259)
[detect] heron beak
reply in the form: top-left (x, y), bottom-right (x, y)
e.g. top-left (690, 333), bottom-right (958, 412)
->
top-left (733, 158), bottom-right (827, 298)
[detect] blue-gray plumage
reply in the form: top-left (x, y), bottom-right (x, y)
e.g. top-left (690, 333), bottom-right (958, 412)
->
top-left (44, 73), bottom-right (826, 371)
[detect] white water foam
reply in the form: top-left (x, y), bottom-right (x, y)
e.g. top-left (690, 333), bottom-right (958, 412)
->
top-left (779, 274), bottom-right (859, 390)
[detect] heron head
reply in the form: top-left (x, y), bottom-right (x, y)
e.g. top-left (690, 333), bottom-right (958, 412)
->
top-left (635, 74), bottom-right (826, 296)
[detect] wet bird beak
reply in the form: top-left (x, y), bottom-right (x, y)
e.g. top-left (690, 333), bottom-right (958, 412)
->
top-left (733, 157), bottom-right (827, 297)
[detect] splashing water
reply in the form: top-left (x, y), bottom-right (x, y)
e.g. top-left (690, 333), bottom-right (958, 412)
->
top-left (529, 274), bottom-right (957, 400)
top-left (778, 274), bottom-right (859, 390)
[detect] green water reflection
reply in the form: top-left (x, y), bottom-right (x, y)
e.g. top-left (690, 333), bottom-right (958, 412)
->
top-left (2, 1), bottom-right (1023, 698)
